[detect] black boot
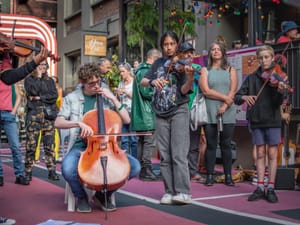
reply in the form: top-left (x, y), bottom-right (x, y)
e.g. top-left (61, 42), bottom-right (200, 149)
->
top-left (296, 172), bottom-right (300, 186)
top-left (139, 166), bottom-right (157, 181)
top-left (15, 175), bottom-right (30, 185)
top-left (225, 174), bottom-right (235, 186)
top-left (205, 174), bottom-right (214, 186)
top-left (48, 170), bottom-right (60, 181)
top-left (25, 172), bottom-right (32, 181)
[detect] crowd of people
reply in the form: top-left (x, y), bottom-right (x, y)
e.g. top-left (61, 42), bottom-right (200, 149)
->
top-left (230, 20), bottom-right (300, 50)
top-left (0, 19), bottom-right (299, 223)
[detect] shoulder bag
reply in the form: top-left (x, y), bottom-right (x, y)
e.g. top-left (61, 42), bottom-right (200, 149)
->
top-left (43, 104), bottom-right (58, 120)
top-left (190, 87), bottom-right (208, 131)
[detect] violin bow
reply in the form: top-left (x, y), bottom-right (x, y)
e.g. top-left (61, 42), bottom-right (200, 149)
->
top-left (10, 20), bottom-right (17, 40)
top-left (178, 21), bottom-right (190, 48)
top-left (165, 21), bottom-right (191, 80)
top-left (256, 78), bottom-right (270, 99)
top-left (91, 131), bottom-right (153, 138)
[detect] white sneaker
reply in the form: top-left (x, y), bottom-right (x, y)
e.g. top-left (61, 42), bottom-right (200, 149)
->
top-left (172, 193), bottom-right (192, 204)
top-left (0, 217), bottom-right (16, 225)
top-left (160, 193), bottom-right (173, 205)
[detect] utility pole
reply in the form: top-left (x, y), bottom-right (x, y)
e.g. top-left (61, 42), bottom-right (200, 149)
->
top-left (119, 0), bottom-right (127, 61)
top-left (248, 0), bottom-right (257, 47)
top-left (158, 0), bottom-right (164, 49)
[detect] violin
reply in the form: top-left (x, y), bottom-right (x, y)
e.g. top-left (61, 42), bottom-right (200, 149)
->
top-left (165, 54), bottom-right (199, 74)
top-left (0, 32), bottom-right (60, 63)
top-left (261, 62), bottom-right (294, 94)
top-left (176, 57), bottom-right (201, 72)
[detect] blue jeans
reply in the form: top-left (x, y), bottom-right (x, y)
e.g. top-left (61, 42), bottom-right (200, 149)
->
top-left (121, 124), bottom-right (138, 158)
top-left (0, 110), bottom-right (24, 177)
top-left (62, 145), bottom-right (140, 198)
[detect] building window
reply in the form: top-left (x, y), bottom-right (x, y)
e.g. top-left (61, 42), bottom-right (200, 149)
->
top-left (65, 0), bottom-right (81, 18)
top-left (90, 0), bottom-right (102, 5)
top-left (64, 52), bottom-right (81, 89)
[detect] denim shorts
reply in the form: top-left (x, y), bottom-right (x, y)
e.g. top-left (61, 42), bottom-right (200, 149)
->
top-left (251, 127), bottom-right (281, 145)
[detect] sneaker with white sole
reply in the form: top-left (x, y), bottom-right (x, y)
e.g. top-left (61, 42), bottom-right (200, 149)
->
top-left (77, 197), bottom-right (92, 213)
top-left (0, 217), bottom-right (16, 225)
top-left (172, 193), bottom-right (192, 204)
top-left (160, 193), bottom-right (173, 205)
top-left (93, 194), bottom-right (117, 211)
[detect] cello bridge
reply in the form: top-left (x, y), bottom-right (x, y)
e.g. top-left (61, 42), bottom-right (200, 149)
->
top-left (98, 142), bottom-right (108, 150)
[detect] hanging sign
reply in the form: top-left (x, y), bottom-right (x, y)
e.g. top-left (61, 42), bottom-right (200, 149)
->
top-left (84, 35), bottom-right (107, 56)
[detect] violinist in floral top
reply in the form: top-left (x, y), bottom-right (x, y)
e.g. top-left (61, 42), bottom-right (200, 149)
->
top-left (141, 31), bottom-right (195, 205)
top-left (234, 45), bottom-right (287, 203)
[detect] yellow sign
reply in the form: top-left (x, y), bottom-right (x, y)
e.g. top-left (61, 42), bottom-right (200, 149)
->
top-left (84, 35), bottom-right (107, 56)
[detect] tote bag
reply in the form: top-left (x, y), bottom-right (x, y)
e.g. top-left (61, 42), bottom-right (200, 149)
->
top-left (190, 88), bottom-right (208, 131)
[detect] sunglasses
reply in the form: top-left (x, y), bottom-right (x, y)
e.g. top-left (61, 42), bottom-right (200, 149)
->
top-left (86, 79), bottom-right (100, 88)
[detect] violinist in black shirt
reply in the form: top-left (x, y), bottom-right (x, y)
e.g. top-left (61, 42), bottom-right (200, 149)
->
top-left (234, 45), bottom-right (286, 203)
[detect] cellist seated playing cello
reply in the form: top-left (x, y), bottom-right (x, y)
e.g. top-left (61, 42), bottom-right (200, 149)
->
top-left (54, 62), bottom-right (141, 213)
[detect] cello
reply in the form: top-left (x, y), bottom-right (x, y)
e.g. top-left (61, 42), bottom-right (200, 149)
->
top-left (77, 88), bottom-right (130, 192)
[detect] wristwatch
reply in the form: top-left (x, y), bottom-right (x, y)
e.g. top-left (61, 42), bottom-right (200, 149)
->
top-left (149, 79), bottom-right (154, 87)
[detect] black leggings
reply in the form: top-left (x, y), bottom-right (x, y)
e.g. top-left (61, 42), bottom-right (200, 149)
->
top-left (204, 123), bottom-right (235, 175)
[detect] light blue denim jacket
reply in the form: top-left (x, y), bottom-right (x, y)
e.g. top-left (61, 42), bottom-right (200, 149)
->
top-left (58, 83), bottom-right (115, 151)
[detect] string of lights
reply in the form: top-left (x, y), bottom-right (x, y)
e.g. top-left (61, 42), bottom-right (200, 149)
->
top-left (184, 0), bottom-right (287, 27)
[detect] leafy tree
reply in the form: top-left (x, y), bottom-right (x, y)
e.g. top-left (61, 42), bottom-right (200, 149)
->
top-left (125, 2), bottom-right (198, 59)
top-left (165, 7), bottom-right (197, 38)
top-left (102, 54), bottom-right (121, 89)
top-left (125, 1), bottom-right (159, 59)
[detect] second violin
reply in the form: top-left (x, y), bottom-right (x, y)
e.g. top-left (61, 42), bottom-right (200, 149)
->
top-left (0, 32), bottom-right (60, 63)
top-left (261, 62), bottom-right (294, 94)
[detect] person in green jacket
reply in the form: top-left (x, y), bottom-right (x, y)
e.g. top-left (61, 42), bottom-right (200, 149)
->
top-left (131, 48), bottom-right (162, 181)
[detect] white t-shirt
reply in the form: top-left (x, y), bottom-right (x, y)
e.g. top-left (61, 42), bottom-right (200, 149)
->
top-left (118, 80), bottom-right (133, 113)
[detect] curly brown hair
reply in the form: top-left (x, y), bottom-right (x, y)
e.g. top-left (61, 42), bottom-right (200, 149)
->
top-left (77, 62), bottom-right (101, 83)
